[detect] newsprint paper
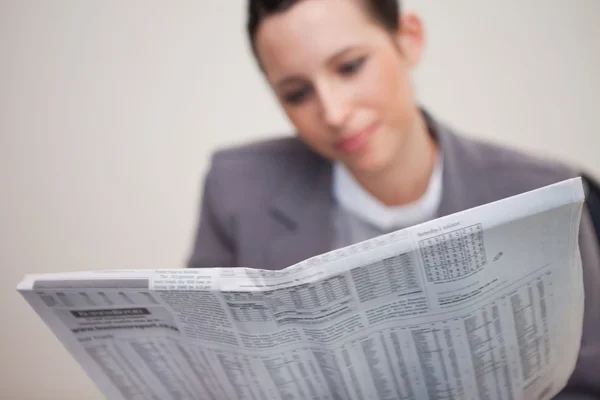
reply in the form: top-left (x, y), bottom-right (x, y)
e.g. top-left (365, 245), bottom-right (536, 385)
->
top-left (18, 178), bottom-right (586, 400)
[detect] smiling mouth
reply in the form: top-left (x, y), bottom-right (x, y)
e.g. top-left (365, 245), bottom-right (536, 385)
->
top-left (336, 123), bottom-right (379, 153)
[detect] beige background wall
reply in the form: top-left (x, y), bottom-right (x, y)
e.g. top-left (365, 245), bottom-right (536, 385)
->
top-left (1, 1), bottom-right (599, 398)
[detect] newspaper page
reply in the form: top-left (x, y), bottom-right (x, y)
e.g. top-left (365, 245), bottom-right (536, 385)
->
top-left (17, 177), bottom-right (586, 400)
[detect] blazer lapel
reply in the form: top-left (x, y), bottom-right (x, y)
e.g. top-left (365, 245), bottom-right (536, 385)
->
top-left (425, 111), bottom-right (495, 217)
top-left (267, 152), bottom-right (335, 269)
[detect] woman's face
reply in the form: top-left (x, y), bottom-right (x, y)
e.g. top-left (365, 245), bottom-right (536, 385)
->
top-left (254, 0), bottom-right (425, 174)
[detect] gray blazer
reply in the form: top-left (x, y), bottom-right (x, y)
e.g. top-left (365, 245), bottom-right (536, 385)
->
top-left (188, 112), bottom-right (600, 398)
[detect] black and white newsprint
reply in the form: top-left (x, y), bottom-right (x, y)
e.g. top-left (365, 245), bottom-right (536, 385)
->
top-left (18, 178), bottom-right (586, 400)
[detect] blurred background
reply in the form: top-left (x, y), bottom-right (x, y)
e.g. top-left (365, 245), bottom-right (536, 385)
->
top-left (1, 0), bottom-right (599, 398)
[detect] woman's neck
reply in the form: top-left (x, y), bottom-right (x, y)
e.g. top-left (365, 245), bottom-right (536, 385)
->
top-left (350, 112), bottom-right (438, 207)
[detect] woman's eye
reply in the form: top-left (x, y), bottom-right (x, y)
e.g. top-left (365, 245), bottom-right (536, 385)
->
top-left (338, 57), bottom-right (367, 76)
top-left (283, 87), bottom-right (311, 105)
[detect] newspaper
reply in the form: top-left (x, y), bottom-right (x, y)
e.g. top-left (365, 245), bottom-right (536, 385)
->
top-left (17, 177), bottom-right (586, 400)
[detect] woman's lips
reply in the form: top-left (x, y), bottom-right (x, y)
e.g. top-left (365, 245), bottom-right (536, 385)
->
top-left (336, 123), bottom-right (379, 153)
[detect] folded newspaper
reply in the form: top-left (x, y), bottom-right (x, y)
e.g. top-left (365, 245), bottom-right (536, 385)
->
top-left (18, 178), bottom-right (586, 400)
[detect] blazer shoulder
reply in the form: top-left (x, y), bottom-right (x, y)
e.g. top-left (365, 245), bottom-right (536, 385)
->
top-left (212, 136), bottom-right (313, 162)
top-left (211, 136), bottom-right (315, 178)
top-left (457, 134), bottom-right (578, 195)
top-left (203, 136), bottom-right (322, 213)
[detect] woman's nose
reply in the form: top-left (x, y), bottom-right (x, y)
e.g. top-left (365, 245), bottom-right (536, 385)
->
top-left (318, 85), bottom-right (350, 130)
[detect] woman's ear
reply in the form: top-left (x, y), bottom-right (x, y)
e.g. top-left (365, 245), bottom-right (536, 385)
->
top-left (394, 12), bottom-right (426, 67)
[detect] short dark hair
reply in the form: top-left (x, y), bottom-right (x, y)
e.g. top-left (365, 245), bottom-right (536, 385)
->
top-left (247, 0), bottom-right (401, 57)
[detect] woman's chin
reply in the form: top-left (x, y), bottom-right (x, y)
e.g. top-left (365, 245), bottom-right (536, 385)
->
top-left (344, 151), bottom-right (391, 176)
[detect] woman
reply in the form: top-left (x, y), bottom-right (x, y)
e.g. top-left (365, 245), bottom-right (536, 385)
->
top-left (188, 0), bottom-right (600, 397)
